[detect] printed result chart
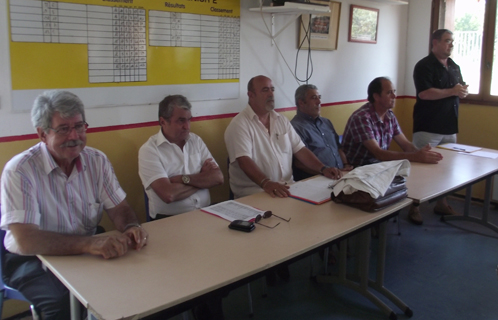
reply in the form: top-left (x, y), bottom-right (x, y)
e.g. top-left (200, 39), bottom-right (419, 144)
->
top-left (10, 0), bottom-right (240, 84)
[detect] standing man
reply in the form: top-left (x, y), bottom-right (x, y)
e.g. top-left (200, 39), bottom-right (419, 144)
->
top-left (291, 84), bottom-right (352, 181)
top-left (138, 95), bottom-right (223, 220)
top-left (0, 90), bottom-right (148, 319)
top-left (412, 29), bottom-right (469, 221)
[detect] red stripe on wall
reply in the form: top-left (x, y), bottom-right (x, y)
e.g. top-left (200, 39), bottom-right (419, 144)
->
top-left (0, 113), bottom-right (241, 143)
top-left (0, 97), bottom-right (413, 144)
top-left (0, 133), bottom-right (39, 143)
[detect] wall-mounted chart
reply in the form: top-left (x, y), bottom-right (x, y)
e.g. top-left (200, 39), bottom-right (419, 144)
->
top-left (8, 0), bottom-right (240, 111)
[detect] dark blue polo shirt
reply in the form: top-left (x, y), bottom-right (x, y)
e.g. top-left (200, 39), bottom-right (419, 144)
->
top-left (291, 110), bottom-right (343, 181)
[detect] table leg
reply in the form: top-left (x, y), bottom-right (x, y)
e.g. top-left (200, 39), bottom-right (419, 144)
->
top-left (316, 220), bottom-right (412, 320)
top-left (464, 184), bottom-right (472, 217)
top-left (443, 176), bottom-right (498, 233)
top-left (368, 221), bottom-right (413, 318)
top-left (70, 293), bottom-right (81, 320)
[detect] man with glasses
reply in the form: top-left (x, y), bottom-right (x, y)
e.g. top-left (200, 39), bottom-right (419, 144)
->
top-left (138, 95), bottom-right (223, 220)
top-left (411, 29), bottom-right (469, 224)
top-left (0, 90), bottom-right (148, 319)
top-left (290, 84), bottom-right (352, 181)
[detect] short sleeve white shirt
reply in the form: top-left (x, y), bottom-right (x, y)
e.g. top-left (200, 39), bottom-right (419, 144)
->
top-left (224, 105), bottom-right (305, 198)
top-left (0, 143), bottom-right (126, 254)
top-left (138, 130), bottom-right (215, 218)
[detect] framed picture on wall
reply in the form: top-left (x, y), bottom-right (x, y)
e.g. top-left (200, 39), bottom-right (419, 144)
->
top-left (298, 1), bottom-right (341, 51)
top-left (348, 5), bottom-right (379, 44)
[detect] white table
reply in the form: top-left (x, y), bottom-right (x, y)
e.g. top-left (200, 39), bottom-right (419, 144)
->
top-left (38, 192), bottom-right (412, 320)
top-left (406, 147), bottom-right (498, 232)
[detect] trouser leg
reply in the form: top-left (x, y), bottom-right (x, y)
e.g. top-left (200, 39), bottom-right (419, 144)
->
top-left (3, 254), bottom-right (70, 320)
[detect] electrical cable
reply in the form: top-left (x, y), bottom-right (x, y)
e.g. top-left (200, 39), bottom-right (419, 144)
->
top-left (257, 1), bottom-right (315, 85)
top-left (295, 15), bottom-right (314, 84)
top-left (258, 3), bottom-right (301, 85)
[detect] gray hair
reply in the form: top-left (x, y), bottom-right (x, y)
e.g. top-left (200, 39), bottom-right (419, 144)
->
top-left (158, 95), bottom-right (192, 121)
top-left (31, 90), bottom-right (86, 132)
top-left (295, 84), bottom-right (318, 106)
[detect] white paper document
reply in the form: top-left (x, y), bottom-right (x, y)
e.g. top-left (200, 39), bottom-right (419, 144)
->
top-left (202, 200), bottom-right (267, 222)
top-left (288, 176), bottom-right (336, 205)
top-left (437, 143), bottom-right (482, 153)
top-left (459, 150), bottom-right (498, 159)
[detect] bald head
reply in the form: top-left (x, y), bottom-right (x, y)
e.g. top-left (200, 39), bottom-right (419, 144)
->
top-left (247, 75), bottom-right (275, 114)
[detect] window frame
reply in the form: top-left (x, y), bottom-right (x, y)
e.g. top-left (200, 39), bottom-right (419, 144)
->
top-left (431, 0), bottom-right (498, 105)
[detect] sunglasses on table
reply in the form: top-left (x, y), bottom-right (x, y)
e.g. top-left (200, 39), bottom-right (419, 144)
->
top-left (253, 211), bottom-right (291, 229)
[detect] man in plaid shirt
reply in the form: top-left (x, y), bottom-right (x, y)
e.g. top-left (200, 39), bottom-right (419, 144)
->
top-left (342, 77), bottom-right (443, 224)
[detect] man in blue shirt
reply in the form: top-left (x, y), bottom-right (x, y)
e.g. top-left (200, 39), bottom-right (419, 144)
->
top-left (291, 84), bottom-right (352, 181)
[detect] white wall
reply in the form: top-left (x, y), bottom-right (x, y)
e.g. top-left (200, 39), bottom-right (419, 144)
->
top-left (404, 0), bottom-right (432, 95)
top-left (0, 0), bottom-right (409, 138)
top-left (242, 0), bottom-right (409, 105)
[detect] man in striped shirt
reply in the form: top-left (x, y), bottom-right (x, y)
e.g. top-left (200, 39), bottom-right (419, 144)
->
top-left (0, 90), bottom-right (148, 319)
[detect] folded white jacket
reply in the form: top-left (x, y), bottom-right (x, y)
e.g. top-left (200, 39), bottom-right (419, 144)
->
top-left (333, 160), bottom-right (411, 199)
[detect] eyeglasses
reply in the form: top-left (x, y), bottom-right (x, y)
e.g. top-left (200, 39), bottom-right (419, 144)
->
top-left (49, 122), bottom-right (88, 136)
top-left (254, 211), bottom-right (291, 229)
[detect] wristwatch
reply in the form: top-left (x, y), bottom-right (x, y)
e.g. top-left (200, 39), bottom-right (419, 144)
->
top-left (182, 175), bottom-right (190, 184)
top-left (320, 166), bottom-right (330, 176)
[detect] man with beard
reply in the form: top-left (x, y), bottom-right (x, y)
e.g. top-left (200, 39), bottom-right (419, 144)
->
top-left (0, 90), bottom-right (148, 319)
top-left (225, 75), bottom-right (341, 286)
top-left (225, 75), bottom-right (342, 199)
top-left (290, 84), bottom-right (352, 181)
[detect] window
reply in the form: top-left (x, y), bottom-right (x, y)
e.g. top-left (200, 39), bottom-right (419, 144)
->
top-left (431, 0), bottom-right (498, 103)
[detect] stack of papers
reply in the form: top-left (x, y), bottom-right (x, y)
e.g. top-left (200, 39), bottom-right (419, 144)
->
top-left (202, 200), bottom-right (267, 222)
top-left (288, 176), bottom-right (336, 205)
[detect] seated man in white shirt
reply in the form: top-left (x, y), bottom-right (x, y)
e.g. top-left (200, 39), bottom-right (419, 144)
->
top-left (0, 90), bottom-right (148, 320)
top-left (225, 75), bottom-right (342, 200)
top-left (138, 95), bottom-right (223, 220)
top-left (224, 75), bottom-right (341, 285)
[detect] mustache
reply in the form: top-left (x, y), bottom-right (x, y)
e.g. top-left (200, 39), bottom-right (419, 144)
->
top-left (60, 140), bottom-right (84, 148)
top-left (266, 98), bottom-right (274, 103)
